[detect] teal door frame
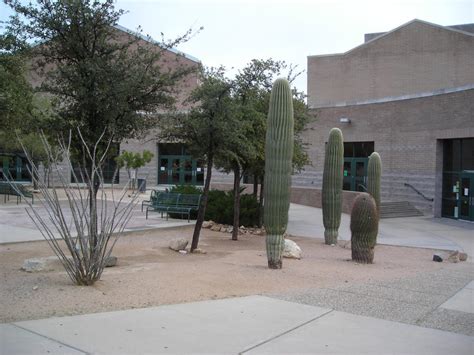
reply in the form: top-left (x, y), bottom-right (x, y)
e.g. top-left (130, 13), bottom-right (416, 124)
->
top-left (158, 155), bottom-right (203, 186)
top-left (459, 172), bottom-right (474, 221)
top-left (343, 158), bottom-right (368, 191)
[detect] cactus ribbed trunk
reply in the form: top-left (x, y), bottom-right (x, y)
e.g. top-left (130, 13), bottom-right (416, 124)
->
top-left (367, 152), bottom-right (382, 214)
top-left (322, 128), bottom-right (344, 245)
top-left (264, 78), bottom-right (294, 269)
top-left (350, 193), bottom-right (379, 264)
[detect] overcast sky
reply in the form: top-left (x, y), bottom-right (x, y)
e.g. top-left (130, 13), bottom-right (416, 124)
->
top-left (2, 0), bottom-right (473, 93)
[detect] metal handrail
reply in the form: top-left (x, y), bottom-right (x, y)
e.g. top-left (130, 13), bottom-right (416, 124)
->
top-left (404, 183), bottom-right (434, 201)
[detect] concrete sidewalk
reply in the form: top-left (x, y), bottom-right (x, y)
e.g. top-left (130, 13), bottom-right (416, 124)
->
top-left (2, 295), bottom-right (473, 354)
top-left (287, 203), bottom-right (474, 258)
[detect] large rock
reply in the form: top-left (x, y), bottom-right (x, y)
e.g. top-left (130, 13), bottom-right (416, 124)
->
top-left (105, 256), bottom-right (118, 267)
top-left (169, 238), bottom-right (188, 251)
top-left (22, 256), bottom-right (66, 272)
top-left (202, 221), bottom-right (214, 229)
top-left (283, 239), bottom-right (302, 259)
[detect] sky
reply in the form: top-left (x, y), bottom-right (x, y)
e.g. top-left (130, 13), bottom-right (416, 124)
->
top-left (1, 0), bottom-right (473, 93)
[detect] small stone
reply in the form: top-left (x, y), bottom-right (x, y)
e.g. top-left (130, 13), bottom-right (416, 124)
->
top-left (283, 239), bottom-right (302, 259)
top-left (254, 229), bottom-right (262, 235)
top-left (459, 252), bottom-right (468, 262)
top-left (446, 251), bottom-right (460, 263)
top-left (433, 254), bottom-right (443, 262)
top-left (331, 244), bottom-right (335, 247)
top-left (169, 238), bottom-right (189, 251)
top-left (202, 221), bottom-right (213, 228)
top-left (32, 286), bottom-right (38, 291)
top-left (211, 224), bottom-right (222, 232)
top-left (178, 250), bottom-right (187, 255)
top-left (192, 248), bottom-right (207, 254)
top-left (105, 256), bottom-right (117, 267)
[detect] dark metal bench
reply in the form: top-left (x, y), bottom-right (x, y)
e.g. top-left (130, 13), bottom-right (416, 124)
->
top-left (141, 189), bottom-right (160, 212)
top-left (0, 181), bottom-right (34, 204)
top-left (145, 192), bottom-right (201, 222)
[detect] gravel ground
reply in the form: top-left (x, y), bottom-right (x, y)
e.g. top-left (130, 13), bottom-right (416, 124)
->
top-left (1, 226), bottom-right (471, 335)
top-left (269, 262), bottom-right (474, 336)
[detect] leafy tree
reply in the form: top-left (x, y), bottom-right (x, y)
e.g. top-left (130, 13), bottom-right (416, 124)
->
top-left (232, 59), bottom-right (311, 226)
top-left (116, 150), bottom-right (154, 190)
top-left (159, 67), bottom-right (243, 251)
top-left (3, 0), bottom-right (198, 170)
top-left (3, 0), bottom-right (198, 250)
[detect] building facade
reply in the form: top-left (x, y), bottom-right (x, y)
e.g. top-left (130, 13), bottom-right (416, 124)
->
top-left (303, 19), bottom-right (474, 220)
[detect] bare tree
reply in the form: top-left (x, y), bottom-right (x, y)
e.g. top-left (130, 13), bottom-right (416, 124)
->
top-left (10, 130), bottom-right (139, 285)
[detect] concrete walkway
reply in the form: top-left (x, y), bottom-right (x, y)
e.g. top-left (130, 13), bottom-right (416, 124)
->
top-left (2, 295), bottom-right (473, 354)
top-left (287, 203), bottom-right (474, 258)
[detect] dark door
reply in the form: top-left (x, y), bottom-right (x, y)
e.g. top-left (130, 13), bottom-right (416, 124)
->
top-left (459, 172), bottom-right (474, 221)
top-left (343, 158), bottom-right (368, 191)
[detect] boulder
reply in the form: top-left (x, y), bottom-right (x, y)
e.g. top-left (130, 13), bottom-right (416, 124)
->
top-left (169, 238), bottom-right (189, 251)
top-left (459, 252), bottom-right (468, 262)
top-left (105, 256), bottom-right (118, 267)
top-left (202, 221), bottom-right (214, 229)
top-left (211, 224), bottom-right (222, 232)
top-left (22, 256), bottom-right (69, 272)
top-left (283, 239), bottom-right (302, 259)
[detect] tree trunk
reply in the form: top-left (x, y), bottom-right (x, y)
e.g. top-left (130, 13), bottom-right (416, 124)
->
top-left (258, 175), bottom-right (264, 227)
top-left (191, 155), bottom-right (213, 252)
top-left (253, 176), bottom-right (258, 198)
top-left (232, 163), bottom-right (241, 241)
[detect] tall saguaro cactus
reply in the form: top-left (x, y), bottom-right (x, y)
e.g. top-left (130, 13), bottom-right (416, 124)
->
top-left (264, 78), bottom-right (294, 269)
top-left (322, 128), bottom-right (344, 245)
top-left (367, 152), bottom-right (382, 214)
top-left (350, 193), bottom-right (379, 264)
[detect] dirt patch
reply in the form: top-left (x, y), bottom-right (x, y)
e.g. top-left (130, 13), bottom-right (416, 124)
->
top-left (0, 226), bottom-right (449, 323)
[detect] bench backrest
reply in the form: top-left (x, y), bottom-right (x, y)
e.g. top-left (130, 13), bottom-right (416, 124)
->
top-left (176, 193), bottom-right (202, 207)
top-left (155, 193), bottom-right (180, 206)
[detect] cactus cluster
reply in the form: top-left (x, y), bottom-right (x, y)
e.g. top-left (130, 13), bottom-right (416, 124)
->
top-left (350, 193), bottom-right (379, 263)
top-left (322, 128), bottom-right (344, 245)
top-left (367, 152), bottom-right (382, 214)
top-left (263, 78), bottom-right (294, 269)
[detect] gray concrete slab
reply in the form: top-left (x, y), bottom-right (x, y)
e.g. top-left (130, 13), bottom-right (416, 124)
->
top-left (440, 281), bottom-right (474, 314)
top-left (13, 296), bottom-right (330, 354)
top-left (287, 203), bottom-right (474, 256)
top-left (243, 310), bottom-right (474, 354)
top-left (0, 324), bottom-right (85, 354)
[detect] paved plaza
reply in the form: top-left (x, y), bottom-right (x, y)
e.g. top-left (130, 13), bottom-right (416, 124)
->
top-left (0, 193), bottom-right (473, 354)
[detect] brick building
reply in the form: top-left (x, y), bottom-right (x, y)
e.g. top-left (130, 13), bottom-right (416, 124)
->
top-left (301, 19), bottom-right (474, 220)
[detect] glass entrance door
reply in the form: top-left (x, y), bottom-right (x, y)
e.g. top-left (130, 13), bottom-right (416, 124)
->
top-left (343, 158), bottom-right (368, 191)
top-left (158, 155), bottom-right (204, 186)
top-left (459, 172), bottom-right (474, 221)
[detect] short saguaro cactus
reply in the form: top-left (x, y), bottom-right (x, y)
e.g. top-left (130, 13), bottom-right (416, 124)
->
top-left (263, 78), bottom-right (294, 269)
top-left (350, 193), bottom-right (379, 264)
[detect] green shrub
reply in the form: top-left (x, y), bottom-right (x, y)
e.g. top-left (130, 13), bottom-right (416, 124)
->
top-left (206, 190), bottom-right (259, 227)
top-left (166, 185), bottom-right (259, 226)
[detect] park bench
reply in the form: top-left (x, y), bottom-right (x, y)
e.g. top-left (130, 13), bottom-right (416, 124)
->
top-left (0, 181), bottom-right (34, 204)
top-left (145, 192), bottom-right (202, 222)
top-left (141, 189), bottom-right (161, 212)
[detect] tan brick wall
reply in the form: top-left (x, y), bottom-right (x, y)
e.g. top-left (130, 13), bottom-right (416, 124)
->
top-left (307, 21), bottom-right (474, 107)
top-left (296, 89), bottom-right (474, 216)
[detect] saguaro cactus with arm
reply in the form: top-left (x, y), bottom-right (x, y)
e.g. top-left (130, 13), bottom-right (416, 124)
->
top-left (264, 78), bottom-right (294, 269)
top-left (322, 128), bottom-right (344, 245)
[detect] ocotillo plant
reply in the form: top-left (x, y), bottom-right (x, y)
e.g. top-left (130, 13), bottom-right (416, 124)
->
top-left (350, 193), bottom-right (379, 264)
top-left (322, 128), bottom-right (344, 245)
top-left (264, 78), bottom-right (294, 269)
top-left (367, 152), bottom-right (382, 214)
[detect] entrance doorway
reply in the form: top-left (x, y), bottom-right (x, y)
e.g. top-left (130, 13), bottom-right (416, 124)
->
top-left (0, 153), bottom-right (31, 181)
top-left (441, 138), bottom-right (474, 221)
top-left (459, 172), bottom-right (474, 221)
top-left (342, 141), bottom-right (374, 191)
top-left (157, 144), bottom-right (204, 186)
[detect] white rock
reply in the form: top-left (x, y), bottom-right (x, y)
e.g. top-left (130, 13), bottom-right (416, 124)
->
top-left (202, 221), bottom-right (213, 228)
top-left (211, 224), bottom-right (222, 231)
top-left (283, 239), bottom-right (302, 259)
top-left (169, 238), bottom-right (189, 251)
top-left (178, 250), bottom-right (187, 255)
